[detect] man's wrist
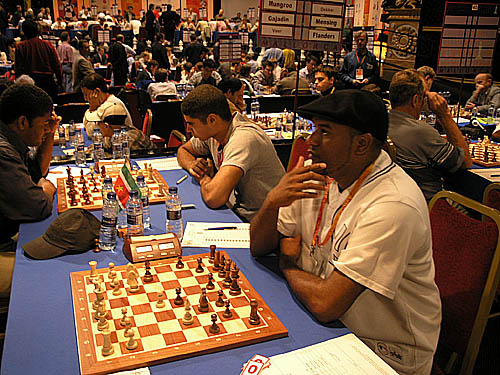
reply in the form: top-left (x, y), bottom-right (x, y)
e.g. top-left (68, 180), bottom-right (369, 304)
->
top-left (279, 254), bottom-right (297, 271)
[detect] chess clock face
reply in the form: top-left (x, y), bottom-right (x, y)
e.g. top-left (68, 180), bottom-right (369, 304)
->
top-left (391, 24), bottom-right (418, 59)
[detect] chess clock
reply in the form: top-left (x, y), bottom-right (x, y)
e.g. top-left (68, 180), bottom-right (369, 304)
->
top-left (123, 233), bottom-right (182, 263)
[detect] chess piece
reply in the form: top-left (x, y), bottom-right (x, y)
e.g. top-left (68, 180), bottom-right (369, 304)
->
top-left (89, 261), bottom-right (98, 281)
top-left (93, 238), bottom-right (101, 253)
top-left (174, 287), bottom-right (184, 306)
top-left (215, 290), bottom-right (225, 307)
top-left (218, 259), bottom-right (226, 278)
top-left (198, 288), bottom-right (209, 313)
top-left (108, 262), bottom-right (116, 279)
top-left (249, 299), bottom-right (260, 325)
top-left (127, 266), bottom-right (140, 293)
top-left (101, 165), bottom-right (106, 178)
top-left (213, 251), bottom-right (221, 271)
top-left (156, 291), bottom-right (166, 308)
top-left (176, 255), bottom-right (184, 269)
top-left (182, 300), bottom-right (194, 325)
top-left (125, 323), bottom-right (138, 350)
top-left (120, 307), bottom-right (128, 327)
top-left (158, 183), bottom-right (166, 197)
top-left (229, 273), bottom-right (241, 296)
top-left (223, 299), bottom-right (232, 318)
top-left (101, 329), bottom-right (114, 356)
top-left (209, 313), bottom-right (220, 334)
top-left (112, 277), bottom-right (122, 296)
top-left (206, 273), bottom-right (215, 290)
top-left (195, 258), bottom-right (204, 273)
top-left (97, 301), bottom-right (109, 331)
top-left (209, 245), bottom-right (216, 263)
top-left (144, 261), bottom-right (153, 282)
top-left (222, 267), bottom-right (232, 288)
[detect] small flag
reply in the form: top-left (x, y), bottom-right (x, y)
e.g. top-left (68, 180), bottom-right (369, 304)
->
top-left (114, 159), bottom-right (140, 209)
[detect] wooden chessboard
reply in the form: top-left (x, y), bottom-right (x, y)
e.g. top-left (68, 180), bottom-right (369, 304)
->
top-left (57, 168), bottom-right (169, 213)
top-left (70, 251), bottom-right (288, 375)
top-left (469, 142), bottom-right (500, 167)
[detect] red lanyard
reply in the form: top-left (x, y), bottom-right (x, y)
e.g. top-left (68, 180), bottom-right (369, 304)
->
top-left (356, 52), bottom-right (366, 67)
top-left (310, 161), bottom-right (375, 254)
top-left (217, 143), bottom-right (224, 167)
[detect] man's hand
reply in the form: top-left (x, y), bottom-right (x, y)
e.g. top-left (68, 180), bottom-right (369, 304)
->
top-left (265, 156), bottom-right (327, 209)
top-left (427, 91), bottom-right (450, 118)
top-left (279, 235), bottom-right (302, 270)
top-left (188, 157), bottom-right (210, 180)
top-left (47, 111), bottom-right (62, 134)
top-left (465, 102), bottom-right (476, 110)
top-left (37, 178), bottom-right (56, 199)
top-left (353, 79), bottom-right (363, 86)
top-left (361, 78), bottom-right (369, 84)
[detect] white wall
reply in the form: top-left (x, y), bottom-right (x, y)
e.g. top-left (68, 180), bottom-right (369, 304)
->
top-left (220, 0), bottom-right (259, 20)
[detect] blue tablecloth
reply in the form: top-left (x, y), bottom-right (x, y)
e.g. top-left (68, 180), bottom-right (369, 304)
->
top-left (1, 160), bottom-right (349, 374)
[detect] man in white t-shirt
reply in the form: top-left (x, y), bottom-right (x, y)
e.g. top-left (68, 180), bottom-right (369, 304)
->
top-left (250, 90), bottom-right (441, 375)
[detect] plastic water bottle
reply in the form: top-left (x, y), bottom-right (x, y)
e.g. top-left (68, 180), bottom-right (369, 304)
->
top-left (427, 112), bottom-right (436, 127)
top-left (488, 105), bottom-right (495, 125)
top-left (111, 129), bottom-right (122, 160)
top-left (136, 175), bottom-right (151, 229)
top-left (58, 124), bottom-right (67, 148)
top-left (75, 143), bottom-right (86, 167)
top-left (166, 186), bottom-right (183, 240)
top-left (127, 190), bottom-right (143, 236)
top-left (68, 121), bottom-right (76, 147)
top-left (275, 118), bottom-right (282, 139)
top-left (120, 126), bottom-right (130, 160)
top-left (102, 177), bottom-right (113, 200)
top-left (251, 99), bottom-right (260, 120)
top-left (93, 128), bottom-right (104, 163)
top-left (419, 111), bottom-right (427, 121)
top-left (99, 192), bottom-right (119, 251)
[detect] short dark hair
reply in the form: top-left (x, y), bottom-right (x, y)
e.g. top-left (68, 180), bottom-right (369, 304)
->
top-left (22, 19), bottom-right (39, 39)
top-left (306, 55), bottom-right (320, 65)
top-left (0, 84), bottom-right (53, 125)
top-left (155, 32), bottom-right (164, 42)
top-left (78, 39), bottom-right (88, 50)
top-left (147, 60), bottom-right (159, 71)
top-left (80, 73), bottom-right (109, 93)
top-left (389, 69), bottom-right (425, 108)
top-left (202, 59), bottom-right (216, 69)
top-left (263, 61), bottom-right (274, 70)
top-left (183, 62), bottom-right (192, 72)
top-left (0, 78), bottom-right (14, 97)
top-left (239, 64), bottom-right (251, 77)
top-left (154, 68), bottom-right (169, 82)
top-left (217, 78), bottom-right (243, 94)
top-left (181, 85), bottom-right (231, 122)
top-left (316, 65), bottom-right (336, 80)
top-left (60, 31), bottom-right (69, 42)
top-left (190, 34), bottom-right (197, 42)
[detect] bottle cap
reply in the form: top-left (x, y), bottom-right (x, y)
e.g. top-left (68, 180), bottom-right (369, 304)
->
top-left (107, 192), bottom-right (116, 200)
top-left (169, 186), bottom-right (178, 194)
top-left (130, 190), bottom-right (139, 198)
top-left (103, 177), bottom-right (112, 184)
top-left (137, 175), bottom-right (144, 182)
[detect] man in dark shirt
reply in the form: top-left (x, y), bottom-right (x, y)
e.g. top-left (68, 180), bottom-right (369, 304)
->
top-left (108, 34), bottom-right (128, 86)
top-left (15, 19), bottom-right (62, 100)
top-left (152, 32), bottom-right (170, 70)
top-left (160, 4), bottom-right (180, 44)
top-left (0, 84), bottom-right (59, 296)
top-left (184, 34), bottom-right (205, 65)
top-left (145, 4), bottom-right (156, 42)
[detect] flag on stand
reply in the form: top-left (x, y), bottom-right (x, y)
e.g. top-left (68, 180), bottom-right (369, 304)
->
top-left (114, 159), bottom-right (140, 209)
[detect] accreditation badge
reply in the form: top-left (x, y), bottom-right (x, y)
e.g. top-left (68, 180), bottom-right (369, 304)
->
top-left (355, 68), bottom-right (363, 80)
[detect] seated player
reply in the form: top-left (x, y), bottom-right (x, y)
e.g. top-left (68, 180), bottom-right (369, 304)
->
top-left (273, 64), bottom-right (310, 95)
top-left (252, 61), bottom-right (276, 93)
top-left (465, 73), bottom-right (500, 116)
top-left (188, 59), bottom-right (222, 87)
top-left (250, 90), bottom-right (441, 375)
top-left (314, 65), bottom-right (336, 96)
top-left (388, 69), bottom-right (472, 201)
top-left (0, 84), bottom-right (60, 296)
top-left (177, 85), bottom-right (285, 221)
top-left (147, 68), bottom-right (178, 101)
top-left (80, 73), bottom-right (133, 137)
top-left (416, 65), bottom-right (436, 93)
top-left (217, 78), bottom-right (246, 113)
top-left (86, 101), bottom-right (154, 153)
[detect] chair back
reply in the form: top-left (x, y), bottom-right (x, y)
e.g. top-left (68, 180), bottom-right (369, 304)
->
top-left (124, 89), bottom-right (142, 130)
top-left (287, 133), bottom-right (310, 171)
top-left (154, 94), bottom-right (179, 101)
top-left (168, 130), bottom-right (187, 148)
top-left (142, 109), bottom-right (153, 137)
top-left (383, 136), bottom-right (397, 162)
top-left (290, 88), bottom-right (312, 96)
top-left (428, 191), bottom-right (500, 375)
top-left (482, 183), bottom-right (500, 214)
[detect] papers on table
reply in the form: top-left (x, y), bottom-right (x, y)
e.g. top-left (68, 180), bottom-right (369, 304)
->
top-left (136, 158), bottom-right (181, 171)
top-left (260, 333), bottom-right (398, 375)
top-left (470, 167), bottom-right (500, 182)
top-left (47, 166), bottom-right (90, 186)
top-left (181, 222), bottom-right (250, 248)
top-left (110, 367), bottom-right (150, 375)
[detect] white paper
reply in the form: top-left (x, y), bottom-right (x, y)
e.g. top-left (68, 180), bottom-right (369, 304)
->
top-left (181, 222), bottom-right (250, 248)
top-left (109, 367), bottom-right (150, 375)
top-left (260, 334), bottom-right (398, 375)
top-left (469, 167), bottom-right (500, 182)
top-left (47, 166), bottom-right (91, 186)
top-left (136, 158), bottom-right (181, 171)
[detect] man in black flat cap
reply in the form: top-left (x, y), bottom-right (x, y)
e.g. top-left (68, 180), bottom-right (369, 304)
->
top-left (250, 90), bottom-right (441, 375)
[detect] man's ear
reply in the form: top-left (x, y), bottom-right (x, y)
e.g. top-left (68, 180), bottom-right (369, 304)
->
top-left (17, 115), bottom-right (29, 131)
top-left (206, 113), bottom-right (218, 125)
top-left (354, 133), bottom-right (374, 156)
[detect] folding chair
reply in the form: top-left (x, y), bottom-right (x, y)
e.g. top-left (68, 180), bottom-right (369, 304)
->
top-left (142, 109), bottom-right (165, 147)
top-left (287, 133), bottom-right (310, 172)
top-left (482, 183), bottom-right (500, 213)
top-left (429, 191), bottom-right (500, 375)
top-left (168, 130), bottom-right (187, 148)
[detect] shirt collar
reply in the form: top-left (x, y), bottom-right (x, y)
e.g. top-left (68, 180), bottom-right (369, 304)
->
top-left (0, 120), bottom-right (29, 161)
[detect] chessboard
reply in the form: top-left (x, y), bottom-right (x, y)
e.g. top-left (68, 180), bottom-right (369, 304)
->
top-left (469, 141), bottom-right (500, 167)
top-left (70, 250), bottom-right (288, 375)
top-left (57, 165), bottom-right (169, 213)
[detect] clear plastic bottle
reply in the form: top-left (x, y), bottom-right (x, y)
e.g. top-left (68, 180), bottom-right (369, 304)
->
top-left (58, 124), bottom-right (67, 148)
top-left (127, 190), bottom-right (143, 236)
top-left (102, 177), bottom-right (113, 200)
top-left (120, 126), bottom-right (130, 160)
top-left (93, 128), bottom-right (104, 163)
top-left (419, 111), bottom-right (427, 121)
top-left (136, 175), bottom-right (151, 229)
top-left (68, 120), bottom-right (76, 147)
top-left (99, 192), bottom-right (119, 251)
top-left (488, 105), bottom-right (495, 125)
top-left (111, 129), bottom-right (122, 160)
top-left (75, 143), bottom-right (86, 167)
top-left (427, 112), bottom-right (436, 127)
top-left (77, 128), bottom-right (84, 145)
top-left (166, 186), bottom-right (183, 240)
top-left (275, 118), bottom-right (282, 139)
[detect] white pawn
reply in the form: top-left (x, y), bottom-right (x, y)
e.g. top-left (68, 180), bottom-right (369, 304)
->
top-left (119, 307), bottom-right (128, 327)
top-left (97, 301), bottom-right (109, 331)
top-left (124, 318), bottom-right (138, 350)
top-left (101, 329), bottom-right (114, 356)
top-left (182, 300), bottom-right (194, 326)
top-left (156, 292), bottom-right (165, 308)
top-left (89, 260), bottom-right (98, 281)
top-left (108, 262), bottom-right (116, 280)
top-left (112, 277), bottom-right (121, 296)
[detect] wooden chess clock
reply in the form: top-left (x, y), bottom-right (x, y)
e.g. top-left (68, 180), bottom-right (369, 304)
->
top-left (123, 233), bottom-right (182, 263)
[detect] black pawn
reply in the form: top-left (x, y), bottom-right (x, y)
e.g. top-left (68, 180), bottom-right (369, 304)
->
top-left (215, 290), bottom-right (225, 307)
top-left (222, 269), bottom-right (232, 288)
top-left (209, 245), bottom-right (216, 263)
top-left (229, 273), bottom-right (241, 296)
top-left (206, 273), bottom-right (215, 290)
top-left (209, 313), bottom-right (220, 334)
top-left (176, 256), bottom-right (184, 269)
top-left (174, 287), bottom-right (184, 306)
top-left (249, 299), bottom-right (260, 325)
top-left (195, 258), bottom-right (204, 273)
top-left (198, 288), bottom-right (209, 313)
top-left (144, 261), bottom-right (153, 282)
top-left (223, 300), bottom-right (232, 318)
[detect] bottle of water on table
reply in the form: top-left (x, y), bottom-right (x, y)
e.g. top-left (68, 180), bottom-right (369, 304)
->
top-left (75, 141), bottom-right (86, 167)
top-left (99, 192), bottom-right (119, 251)
top-left (93, 128), bottom-right (104, 163)
top-left (120, 126), bottom-right (130, 160)
top-left (58, 124), bottom-right (67, 149)
top-left (111, 129), bottom-right (122, 160)
top-left (102, 177), bottom-right (113, 200)
top-left (136, 175), bottom-right (151, 229)
top-left (488, 105), bottom-right (495, 125)
top-left (275, 118), bottom-right (282, 139)
top-left (68, 120), bottom-right (76, 147)
top-left (166, 186), bottom-right (183, 240)
top-left (127, 190), bottom-right (143, 236)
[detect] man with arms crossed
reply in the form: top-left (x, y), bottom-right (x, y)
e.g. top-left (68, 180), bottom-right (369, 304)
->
top-left (250, 90), bottom-right (441, 375)
top-left (177, 85), bottom-right (284, 221)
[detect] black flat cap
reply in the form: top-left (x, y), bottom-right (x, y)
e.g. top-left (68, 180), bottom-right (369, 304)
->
top-left (297, 89), bottom-right (388, 142)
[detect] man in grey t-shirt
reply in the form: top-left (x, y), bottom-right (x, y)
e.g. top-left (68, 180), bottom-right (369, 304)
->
top-left (177, 84), bottom-right (285, 221)
top-left (388, 69), bottom-right (472, 201)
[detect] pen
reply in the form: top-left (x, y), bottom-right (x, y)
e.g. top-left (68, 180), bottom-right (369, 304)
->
top-left (490, 175), bottom-right (500, 177)
top-left (181, 204), bottom-right (196, 210)
top-left (205, 226), bottom-right (238, 230)
top-left (176, 175), bottom-right (188, 184)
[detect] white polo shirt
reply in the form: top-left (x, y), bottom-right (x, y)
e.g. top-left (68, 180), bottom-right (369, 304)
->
top-left (277, 150), bottom-right (441, 375)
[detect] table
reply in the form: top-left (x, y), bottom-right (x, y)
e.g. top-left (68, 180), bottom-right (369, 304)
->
top-left (1, 160), bottom-right (350, 374)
